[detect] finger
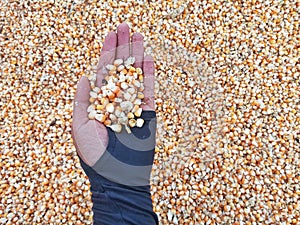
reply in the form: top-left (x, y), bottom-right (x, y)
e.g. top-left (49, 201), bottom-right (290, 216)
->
top-left (72, 76), bottom-right (91, 130)
top-left (116, 22), bottom-right (130, 60)
top-left (131, 32), bottom-right (144, 69)
top-left (95, 32), bottom-right (117, 87)
top-left (142, 55), bottom-right (155, 110)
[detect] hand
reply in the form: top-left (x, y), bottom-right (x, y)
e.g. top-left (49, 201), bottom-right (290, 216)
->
top-left (71, 23), bottom-right (158, 225)
top-left (71, 22), bottom-right (155, 177)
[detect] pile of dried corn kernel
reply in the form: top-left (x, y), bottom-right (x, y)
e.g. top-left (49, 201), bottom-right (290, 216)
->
top-left (88, 57), bottom-right (145, 133)
top-left (0, 0), bottom-right (299, 224)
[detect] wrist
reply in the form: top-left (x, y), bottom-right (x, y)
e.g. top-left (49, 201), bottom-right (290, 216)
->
top-left (79, 158), bottom-right (158, 225)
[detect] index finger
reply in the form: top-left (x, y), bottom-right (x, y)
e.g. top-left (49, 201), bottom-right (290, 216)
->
top-left (95, 32), bottom-right (117, 87)
top-left (131, 33), bottom-right (144, 69)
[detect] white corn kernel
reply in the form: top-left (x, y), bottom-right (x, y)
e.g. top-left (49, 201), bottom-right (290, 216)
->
top-left (131, 105), bottom-right (139, 113)
top-left (115, 106), bottom-right (122, 117)
top-left (134, 107), bottom-right (143, 117)
top-left (117, 64), bottom-right (125, 72)
top-left (124, 92), bottom-right (131, 101)
top-left (130, 94), bottom-right (137, 102)
top-left (114, 98), bottom-right (123, 103)
top-left (95, 114), bottom-right (106, 123)
top-left (109, 114), bottom-right (117, 122)
top-left (109, 124), bottom-right (122, 133)
top-left (124, 57), bottom-right (135, 66)
top-left (93, 87), bottom-right (100, 93)
top-left (120, 82), bottom-right (129, 90)
top-left (88, 110), bottom-right (96, 120)
top-left (132, 80), bottom-right (140, 88)
top-left (106, 64), bottom-right (116, 71)
top-left (118, 116), bottom-right (128, 125)
top-left (120, 101), bottom-right (133, 112)
top-left (125, 125), bottom-right (132, 134)
top-left (87, 104), bottom-right (95, 113)
top-left (101, 98), bottom-right (109, 106)
top-left (136, 118), bottom-right (144, 127)
top-left (133, 98), bottom-right (142, 105)
top-left (106, 103), bottom-right (115, 113)
top-left (90, 91), bottom-right (97, 98)
top-left (114, 59), bottom-right (123, 66)
top-left (127, 87), bottom-right (135, 95)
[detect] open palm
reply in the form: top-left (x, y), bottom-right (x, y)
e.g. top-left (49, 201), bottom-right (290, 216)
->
top-left (71, 23), bottom-right (155, 167)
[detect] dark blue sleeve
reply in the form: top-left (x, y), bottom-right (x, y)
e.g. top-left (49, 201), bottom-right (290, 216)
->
top-left (78, 111), bottom-right (159, 225)
top-left (80, 159), bottom-right (159, 225)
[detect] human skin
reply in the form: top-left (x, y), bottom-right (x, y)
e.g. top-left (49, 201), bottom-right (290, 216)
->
top-left (72, 22), bottom-right (155, 167)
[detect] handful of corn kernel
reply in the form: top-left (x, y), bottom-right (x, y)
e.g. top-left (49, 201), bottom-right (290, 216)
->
top-left (87, 57), bottom-right (145, 133)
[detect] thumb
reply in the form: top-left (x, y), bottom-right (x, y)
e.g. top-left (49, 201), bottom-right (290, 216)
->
top-left (72, 76), bottom-right (91, 131)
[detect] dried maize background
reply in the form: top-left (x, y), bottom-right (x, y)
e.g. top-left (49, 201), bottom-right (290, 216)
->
top-left (0, 0), bottom-right (299, 224)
